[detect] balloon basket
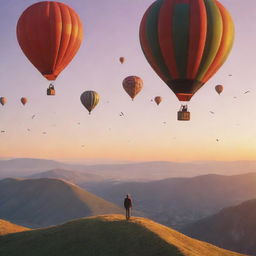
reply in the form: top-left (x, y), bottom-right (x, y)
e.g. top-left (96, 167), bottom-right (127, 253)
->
top-left (47, 84), bottom-right (55, 96)
top-left (177, 111), bottom-right (190, 121)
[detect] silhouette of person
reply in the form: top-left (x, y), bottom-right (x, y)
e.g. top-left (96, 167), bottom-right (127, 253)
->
top-left (124, 194), bottom-right (132, 220)
top-left (182, 105), bottom-right (188, 112)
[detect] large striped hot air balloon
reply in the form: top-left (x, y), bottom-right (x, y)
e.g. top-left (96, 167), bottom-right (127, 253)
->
top-left (17, 1), bottom-right (83, 94)
top-left (139, 0), bottom-right (234, 103)
top-left (80, 91), bottom-right (100, 114)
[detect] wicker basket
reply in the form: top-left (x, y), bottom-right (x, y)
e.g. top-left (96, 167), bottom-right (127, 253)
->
top-left (47, 86), bottom-right (55, 96)
top-left (177, 111), bottom-right (190, 121)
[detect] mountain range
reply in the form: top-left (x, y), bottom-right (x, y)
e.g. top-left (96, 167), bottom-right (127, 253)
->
top-left (90, 173), bottom-right (256, 229)
top-left (1, 158), bottom-right (256, 181)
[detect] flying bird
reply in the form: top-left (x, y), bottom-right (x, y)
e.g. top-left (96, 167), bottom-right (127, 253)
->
top-left (1, 130), bottom-right (6, 133)
top-left (216, 139), bottom-right (220, 142)
top-left (31, 114), bottom-right (36, 119)
top-left (244, 91), bottom-right (250, 94)
top-left (210, 111), bottom-right (215, 114)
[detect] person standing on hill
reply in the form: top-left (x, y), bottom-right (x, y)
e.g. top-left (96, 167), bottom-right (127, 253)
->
top-left (124, 194), bottom-right (132, 220)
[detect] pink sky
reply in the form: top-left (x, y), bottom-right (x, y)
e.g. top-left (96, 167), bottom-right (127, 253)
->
top-left (0, 0), bottom-right (255, 163)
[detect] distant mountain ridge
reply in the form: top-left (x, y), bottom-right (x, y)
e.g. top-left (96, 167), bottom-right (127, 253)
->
top-left (0, 178), bottom-right (122, 227)
top-left (28, 168), bottom-right (106, 186)
top-left (90, 173), bottom-right (256, 229)
top-left (0, 158), bottom-right (256, 181)
top-left (0, 215), bottom-right (246, 256)
top-left (184, 199), bottom-right (256, 255)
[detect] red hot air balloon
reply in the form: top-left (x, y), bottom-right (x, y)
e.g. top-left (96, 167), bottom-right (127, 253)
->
top-left (21, 97), bottom-right (28, 106)
top-left (215, 85), bottom-right (224, 95)
top-left (119, 57), bottom-right (125, 64)
top-left (140, 0), bottom-right (234, 119)
top-left (0, 97), bottom-right (7, 106)
top-left (123, 76), bottom-right (143, 100)
top-left (154, 96), bottom-right (162, 105)
top-left (17, 1), bottom-right (83, 93)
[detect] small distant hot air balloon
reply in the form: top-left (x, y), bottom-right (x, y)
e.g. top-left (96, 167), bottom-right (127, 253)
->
top-left (21, 97), bottom-right (28, 106)
top-left (123, 76), bottom-right (143, 100)
top-left (80, 91), bottom-right (100, 114)
top-left (139, 0), bottom-right (234, 120)
top-left (0, 97), bottom-right (7, 106)
top-left (215, 85), bottom-right (224, 95)
top-left (16, 1), bottom-right (83, 95)
top-left (119, 57), bottom-right (125, 64)
top-left (154, 96), bottom-right (162, 106)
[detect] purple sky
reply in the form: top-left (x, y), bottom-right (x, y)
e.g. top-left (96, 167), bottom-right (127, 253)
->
top-left (0, 0), bottom-right (255, 163)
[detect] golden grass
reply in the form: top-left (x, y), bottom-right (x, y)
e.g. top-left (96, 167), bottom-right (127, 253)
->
top-left (0, 219), bottom-right (30, 235)
top-left (89, 215), bottom-right (247, 256)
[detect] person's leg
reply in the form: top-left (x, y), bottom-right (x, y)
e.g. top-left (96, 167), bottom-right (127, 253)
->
top-left (126, 208), bottom-right (128, 220)
top-left (128, 208), bottom-right (131, 220)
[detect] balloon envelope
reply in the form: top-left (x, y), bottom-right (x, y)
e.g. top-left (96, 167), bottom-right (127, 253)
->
top-left (21, 97), bottom-right (28, 105)
top-left (119, 57), bottom-right (125, 64)
top-left (140, 0), bottom-right (234, 102)
top-left (123, 76), bottom-right (143, 100)
top-left (0, 97), bottom-right (7, 106)
top-left (17, 1), bottom-right (83, 81)
top-left (80, 91), bottom-right (100, 114)
top-left (215, 85), bottom-right (224, 95)
top-left (154, 96), bottom-right (162, 105)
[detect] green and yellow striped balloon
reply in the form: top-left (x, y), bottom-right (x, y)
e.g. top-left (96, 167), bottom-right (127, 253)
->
top-left (80, 91), bottom-right (100, 114)
top-left (140, 0), bottom-right (234, 102)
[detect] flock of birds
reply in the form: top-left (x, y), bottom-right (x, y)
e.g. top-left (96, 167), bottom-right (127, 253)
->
top-left (0, 58), bottom-right (253, 146)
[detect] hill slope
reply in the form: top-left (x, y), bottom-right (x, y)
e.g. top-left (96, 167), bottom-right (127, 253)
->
top-left (0, 219), bottom-right (30, 235)
top-left (184, 199), bottom-right (256, 255)
top-left (91, 173), bottom-right (256, 229)
top-left (0, 178), bottom-right (122, 228)
top-left (0, 215), bottom-right (246, 256)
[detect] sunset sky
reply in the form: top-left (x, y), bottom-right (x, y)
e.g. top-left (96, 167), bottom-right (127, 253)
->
top-left (0, 0), bottom-right (255, 163)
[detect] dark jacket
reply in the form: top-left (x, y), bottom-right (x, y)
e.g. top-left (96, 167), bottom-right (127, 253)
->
top-left (124, 197), bottom-right (132, 209)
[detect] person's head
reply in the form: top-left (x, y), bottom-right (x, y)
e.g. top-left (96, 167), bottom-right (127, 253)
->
top-left (126, 194), bottom-right (130, 198)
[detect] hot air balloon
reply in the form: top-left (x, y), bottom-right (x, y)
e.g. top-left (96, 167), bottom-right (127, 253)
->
top-left (140, 0), bottom-right (234, 120)
top-left (0, 97), bottom-right (7, 106)
top-left (80, 91), bottom-right (100, 114)
top-left (215, 85), bottom-right (224, 95)
top-left (123, 76), bottom-right (143, 100)
top-left (119, 57), bottom-right (125, 64)
top-left (16, 2), bottom-right (83, 95)
top-left (154, 96), bottom-right (162, 106)
top-left (21, 97), bottom-right (28, 106)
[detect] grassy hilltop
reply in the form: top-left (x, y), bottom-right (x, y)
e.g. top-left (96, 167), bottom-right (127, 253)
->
top-left (0, 215), bottom-right (246, 256)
